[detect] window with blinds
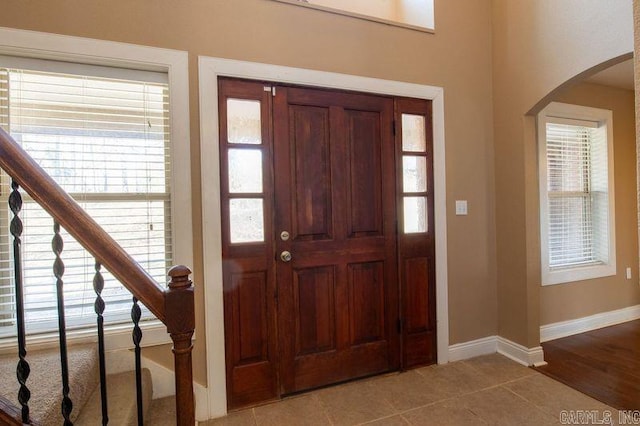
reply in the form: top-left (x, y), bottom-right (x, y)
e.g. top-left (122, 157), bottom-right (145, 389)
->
top-left (539, 102), bottom-right (615, 286)
top-left (0, 61), bottom-right (171, 338)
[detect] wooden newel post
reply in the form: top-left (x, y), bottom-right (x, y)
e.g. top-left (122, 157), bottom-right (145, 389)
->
top-left (166, 265), bottom-right (196, 425)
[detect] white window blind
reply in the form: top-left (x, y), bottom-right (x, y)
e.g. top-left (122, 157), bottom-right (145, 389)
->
top-left (0, 63), bottom-right (172, 338)
top-left (546, 120), bottom-right (605, 268)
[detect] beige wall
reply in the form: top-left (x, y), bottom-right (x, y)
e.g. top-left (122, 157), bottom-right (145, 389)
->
top-left (2, 0), bottom-right (632, 395)
top-left (492, 0), bottom-right (633, 347)
top-left (0, 0), bottom-right (497, 384)
top-left (540, 83), bottom-right (639, 325)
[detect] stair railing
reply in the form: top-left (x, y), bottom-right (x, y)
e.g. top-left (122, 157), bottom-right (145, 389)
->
top-left (0, 127), bottom-right (195, 425)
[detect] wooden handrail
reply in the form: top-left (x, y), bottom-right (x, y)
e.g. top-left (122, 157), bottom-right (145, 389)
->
top-left (0, 128), bottom-right (165, 321)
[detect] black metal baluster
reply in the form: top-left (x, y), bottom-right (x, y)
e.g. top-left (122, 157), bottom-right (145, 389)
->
top-left (53, 221), bottom-right (73, 425)
top-left (93, 261), bottom-right (109, 425)
top-left (131, 297), bottom-right (143, 425)
top-left (9, 180), bottom-right (31, 424)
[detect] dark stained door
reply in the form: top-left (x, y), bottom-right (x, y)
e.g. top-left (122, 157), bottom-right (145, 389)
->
top-left (272, 86), bottom-right (400, 394)
top-left (219, 78), bottom-right (436, 409)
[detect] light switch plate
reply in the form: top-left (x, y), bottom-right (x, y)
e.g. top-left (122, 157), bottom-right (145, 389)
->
top-left (455, 200), bottom-right (468, 216)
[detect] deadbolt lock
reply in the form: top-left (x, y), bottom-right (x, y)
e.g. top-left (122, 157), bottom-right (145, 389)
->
top-left (280, 231), bottom-right (290, 241)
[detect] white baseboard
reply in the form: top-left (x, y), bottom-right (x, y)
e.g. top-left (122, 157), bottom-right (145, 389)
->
top-left (448, 336), bottom-right (497, 362)
top-left (448, 335), bottom-right (546, 366)
top-left (496, 336), bottom-right (546, 367)
top-left (194, 382), bottom-right (210, 422)
top-left (540, 304), bottom-right (640, 342)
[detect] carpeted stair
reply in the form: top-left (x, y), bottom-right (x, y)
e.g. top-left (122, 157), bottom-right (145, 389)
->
top-left (0, 344), bottom-right (98, 425)
top-left (146, 396), bottom-right (176, 426)
top-left (75, 369), bottom-right (152, 425)
top-left (0, 344), bottom-right (159, 425)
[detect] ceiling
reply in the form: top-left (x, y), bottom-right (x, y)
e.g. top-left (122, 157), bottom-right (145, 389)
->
top-left (584, 59), bottom-right (635, 90)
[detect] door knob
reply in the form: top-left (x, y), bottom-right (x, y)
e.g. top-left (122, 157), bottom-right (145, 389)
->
top-left (280, 251), bottom-right (292, 262)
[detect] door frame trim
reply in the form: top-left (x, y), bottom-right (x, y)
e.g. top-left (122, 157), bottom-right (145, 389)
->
top-left (198, 56), bottom-right (449, 418)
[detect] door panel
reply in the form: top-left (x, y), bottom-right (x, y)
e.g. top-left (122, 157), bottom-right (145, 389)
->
top-left (349, 261), bottom-right (385, 345)
top-left (224, 261), bottom-right (276, 406)
top-left (274, 86), bottom-right (399, 394)
top-left (403, 258), bottom-right (431, 333)
top-left (290, 105), bottom-right (332, 240)
top-left (294, 266), bottom-right (336, 355)
top-left (346, 110), bottom-right (383, 237)
top-left (233, 271), bottom-right (269, 363)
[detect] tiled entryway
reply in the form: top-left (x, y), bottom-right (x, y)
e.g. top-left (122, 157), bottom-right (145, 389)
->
top-left (202, 354), bottom-right (617, 425)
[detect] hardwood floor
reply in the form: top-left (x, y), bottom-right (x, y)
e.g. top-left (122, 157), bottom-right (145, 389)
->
top-left (536, 319), bottom-right (640, 410)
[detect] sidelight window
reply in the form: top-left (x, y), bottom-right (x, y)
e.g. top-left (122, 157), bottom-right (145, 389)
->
top-left (225, 98), bottom-right (266, 244)
top-left (401, 113), bottom-right (429, 233)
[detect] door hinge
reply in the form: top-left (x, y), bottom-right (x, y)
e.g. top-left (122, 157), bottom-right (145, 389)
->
top-left (392, 120), bottom-right (396, 136)
top-left (264, 86), bottom-right (276, 96)
top-left (396, 318), bottom-right (403, 334)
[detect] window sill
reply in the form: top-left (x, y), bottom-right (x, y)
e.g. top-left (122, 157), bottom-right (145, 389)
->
top-left (542, 263), bottom-right (616, 286)
top-left (270, 0), bottom-right (435, 34)
top-left (0, 320), bottom-right (174, 355)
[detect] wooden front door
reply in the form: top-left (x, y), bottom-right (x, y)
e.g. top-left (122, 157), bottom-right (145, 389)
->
top-left (218, 78), bottom-right (436, 409)
top-left (273, 86), bottom-right (399, 394)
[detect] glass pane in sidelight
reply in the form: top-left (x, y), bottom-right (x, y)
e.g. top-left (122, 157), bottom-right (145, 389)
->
top-left (403, 156), bottom-right (427, 193)
top-left (230, 198), bottom-right (264, 243)
top-left (228, 149), bottom-right (262, 193)
top-left (402, 114), bottom-right (426, 152)
top-left (227, 99), bottom-right (261, 144)
top-left (404, 196), bottom-right (427, 233)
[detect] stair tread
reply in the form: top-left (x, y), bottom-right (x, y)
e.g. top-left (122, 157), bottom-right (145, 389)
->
top-left (75, 368), bottom-right (153, 426)
top-left (0, 343), bottom-right (98, 425)
top-left (146, 396), bottom-right (176, 426)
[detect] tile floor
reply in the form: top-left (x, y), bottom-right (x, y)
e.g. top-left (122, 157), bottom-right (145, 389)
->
top-left (201, 354), bottom-right (618, 426)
